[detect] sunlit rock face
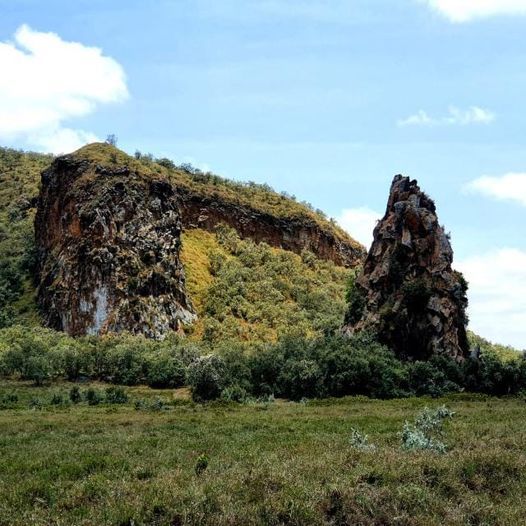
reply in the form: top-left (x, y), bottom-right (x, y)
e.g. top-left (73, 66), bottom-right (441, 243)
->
top-left (343, 175), bottom-right (469, 361)
top-left (35, 154), bottom-right (195, 338)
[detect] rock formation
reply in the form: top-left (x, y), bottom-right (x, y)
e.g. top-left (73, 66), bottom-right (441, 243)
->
top-left (177, 189), bottom-right (365, 268)
top-left (34, 143), bottom-right (364, 339)
top-left (35, 154), bottom-right (196, 338)
top-left (343, 175), bottom-right (469, 361)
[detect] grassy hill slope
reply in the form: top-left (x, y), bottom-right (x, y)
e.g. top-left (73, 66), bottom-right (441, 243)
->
top-left (0, 144), bottom-right (353, 342)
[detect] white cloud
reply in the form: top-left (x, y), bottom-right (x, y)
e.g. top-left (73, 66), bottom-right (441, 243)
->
top-left (421, 0), bottom-right (526, 23)
top-left (398, 106), bottom-right (495, 127)
top-left (0, 25), bottom-right (128, 153)
top-left (466, 173), bottom-right (526, 207)
top-left (337, 207), bottom-right (380, 248)
top-left (456, 248), bottom-right (526, 349)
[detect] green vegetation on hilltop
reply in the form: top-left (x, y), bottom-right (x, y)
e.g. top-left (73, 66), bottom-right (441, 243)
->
top-left (73, 142), bottom-right (360, 248)
top-left (468, 330), bottom-right (523, 361)
top-left (0, 385), bottom-right (525, 525)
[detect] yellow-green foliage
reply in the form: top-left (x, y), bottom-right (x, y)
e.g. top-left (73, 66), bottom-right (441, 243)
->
top-left (182, 226), bottom-right (351, 344)
top-left (180, 229), bottom-right (227, 313)
top-left (468, 331), bottom-right (522, 361)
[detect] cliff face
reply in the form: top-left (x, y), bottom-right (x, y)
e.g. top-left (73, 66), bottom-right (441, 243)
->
top-left (35, 155), bottom-right (195, 338)
top-left (178, 189), bottom-right (364, 268)
top-left (35, 144), bottom-right (363, 338)
top-left (343, 175), bottom-right (469, 361)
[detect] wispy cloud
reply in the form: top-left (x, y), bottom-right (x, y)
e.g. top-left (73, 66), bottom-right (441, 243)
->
top-left (0, 25), bottom-right (128, 154)
top-left (336, 207), bottom-right (380, 249)
top-left (466, 173), bottom-right (526, 207)
top-left (421, 0), bottom-right (526, 23)
top-left (456, 248), bottom-right (526, 348)
top-left (398, 106), bottom-right (495, 127)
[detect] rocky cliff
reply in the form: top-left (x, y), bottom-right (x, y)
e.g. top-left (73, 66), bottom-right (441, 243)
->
top-left (34, 144), bottom-right (363, 338)
top-left (178, 189), bottom-right (362, 268)
top-left (35, 153), bottom-right (196, 338)
top-left (343, 175), bottom-right (469, 361)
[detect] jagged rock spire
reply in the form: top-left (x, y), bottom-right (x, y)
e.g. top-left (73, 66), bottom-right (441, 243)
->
top-left (343, 175), bottom-right (469, 361)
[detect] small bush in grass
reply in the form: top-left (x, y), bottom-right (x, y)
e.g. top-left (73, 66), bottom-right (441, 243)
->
top-left (349, 428), bottom-right (376, 452)
top-left (50, 392), bottom-right (64, 405)
top-left (1, 392), bottom-right (18, 404)
top-left (105, 386), bottom-right (128, 404)
top-left (220, 384), bottom-right (248, 403)
top-left (134, 398), bottom-right (164, 411)
top-left (28, 397), bottom-right (43, 409)
top-left (85, 388), bottom-right (102, 406)
top-left (195, 454), bottom-right (209, 475)
top-left (69, 386), bottom-right (81, 404)
top-left (134, 399), bottom-right (147, 410)
top-left (401, 405), bottom-right (455, 453)
top-left (149, 398), bottom-right (164, 411)
top-left (0, 393), bottom-right (18, 409)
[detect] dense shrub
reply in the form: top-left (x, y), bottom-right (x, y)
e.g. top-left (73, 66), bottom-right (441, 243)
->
top-left (69, 386), bottom-right (81, 404)
top-left (0, 328), bottom-right (57, 385)
top-left (105, 386), bottom-right (128, 404)
top-left (0, 325), bottom-right (525, 402)
top-left (187, 355), bottom-right (227, 401)
top-left (401, 406), bottom-right (455, 453)
top-left (145, 352), bottom-right (186, 388)
top-left (86, 388), bottom-right (102, 406)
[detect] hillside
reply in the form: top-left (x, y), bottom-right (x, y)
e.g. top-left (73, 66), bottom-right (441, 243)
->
top-left (0, 143), bottom-right (358, 341)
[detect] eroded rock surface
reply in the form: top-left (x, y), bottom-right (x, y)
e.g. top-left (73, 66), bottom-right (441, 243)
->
top-left (35, 156), bottom-right (195, 338)
top-left (343, 175), bottom-right (469, 361)
top-left (178, 189), bottom-right (365, 268)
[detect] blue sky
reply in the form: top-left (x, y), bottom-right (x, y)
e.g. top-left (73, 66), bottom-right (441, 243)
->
top-left (1, 0), bottom-right (526, 347)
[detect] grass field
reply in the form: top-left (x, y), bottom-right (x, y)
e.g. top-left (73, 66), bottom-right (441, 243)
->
top-left (0, 383), bottom-right (525, 526)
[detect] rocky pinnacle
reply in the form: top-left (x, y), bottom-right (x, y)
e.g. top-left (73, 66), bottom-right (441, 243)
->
top-left (343, 175), bottom-right (469, 361)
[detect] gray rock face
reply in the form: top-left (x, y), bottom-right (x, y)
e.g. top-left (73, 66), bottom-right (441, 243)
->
top-left (35, 155), bottom-right (195, 338)
top-left (343, 175), bottom-right (469, 361)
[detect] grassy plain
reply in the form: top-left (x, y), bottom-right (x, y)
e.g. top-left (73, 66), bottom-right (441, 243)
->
top-left (0, 382), bottom-right (525, 525)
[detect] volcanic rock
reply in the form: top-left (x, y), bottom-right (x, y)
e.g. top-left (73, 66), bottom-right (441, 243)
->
top-left (343, 175), bottom-right (469, 361)
top-left (35, 153), bottom-right (196, 338)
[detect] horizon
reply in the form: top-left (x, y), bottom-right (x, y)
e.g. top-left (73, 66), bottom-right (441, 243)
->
top-left (1, 0), bottom-right (526, 347)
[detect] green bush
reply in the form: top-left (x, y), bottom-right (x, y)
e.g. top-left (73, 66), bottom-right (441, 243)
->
top-left (105, 386), bottom-right (128, 404)
top-left (349, 428), bottom-right (376, 452)
top-left (145, 352), bottom-right (186, 389)
top-left (220, 384), bottom-right (249, 403)
top-left (401, 406), bottom-right (455, 453)
top-left (194, 454), bottom-right (209, 475)
top-left (86, 388), bottom-right (102, 406)
top-left (69, 386), bottom-right (81, 404)
top-left (50, 392), bottom-right (65, 405)
top-left (187, 355), bottom-right (227, 401)
top-left (106, 339), bottom-right (149, 385)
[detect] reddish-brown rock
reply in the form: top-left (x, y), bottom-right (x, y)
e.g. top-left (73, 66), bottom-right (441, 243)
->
top-left (177, 188), bottom-right (364, 268)
top-left (35, 155), bottom-right (195, 338)
top-left (343, 175), bottom-right (469, 361)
